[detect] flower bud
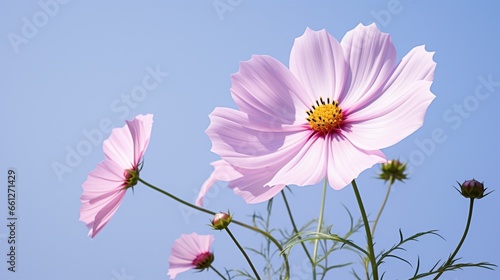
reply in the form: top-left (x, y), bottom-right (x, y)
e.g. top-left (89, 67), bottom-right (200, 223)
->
top-left (378, 159), bottom-right (408, 185)
top-left (457, 179), bottom-right (488, 199)
top-left (211, 212), bottom-right (232, 230)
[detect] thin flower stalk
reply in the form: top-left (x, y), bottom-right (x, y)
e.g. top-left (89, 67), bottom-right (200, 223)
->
top-left (312, 178), bottom-right (328, 280)
top-left (281, 190), bottom-right (313, 265)
top-left (225, 227), bottom-right (261, 280)
top-left (352, 179), bottom-right (379, 280)
top-left (434, 198), bottom-right (475, 280)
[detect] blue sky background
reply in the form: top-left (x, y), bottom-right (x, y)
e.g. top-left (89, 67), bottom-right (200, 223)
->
top-left (1, 1), bottom-right (499, 279)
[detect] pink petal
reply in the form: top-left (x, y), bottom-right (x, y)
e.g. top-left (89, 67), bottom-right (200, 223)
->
top-left (195, 160), bottom-right (243, 207)
top-left (80, 159), bottom-right (128, 238)
top-left (103, 114), bottom-right (153, 169)
top-left (326, 135), bottom-right (386, 190)
top-left (289, 28), bottom-right (348, 103)
top-left (229, 167), bottom-right (286, 204)
top-left (126, 114), bottom-right (153, 166)
top-left (88, 190), bottom-right (127, 237)
top-left (266, 134), bottom-right (328, 187)
top-left (344, 46), bottom-right (436, 150)
top-left (339, 23), bottom-right (397, 111)
top-left (103, 125), bottom-right (134, 170)
top-left (80, 159), bottom-right (126, 201)
top-left (207, 107), bottom-right (307, 169)
top-left (231, 55), bottom-right (309, 123)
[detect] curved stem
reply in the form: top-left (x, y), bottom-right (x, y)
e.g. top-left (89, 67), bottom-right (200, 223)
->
top-left (138, 178), bottom-right (290, 279)
top-left (225, 227), bottom-right (261, 280)
top-left (371, 179), bottom-right (394, 237)
top-left (433, 198), bottom-right (475, 280)
top-left (281, 190), bottom-right (314, 265)
top-left (352, 179), bottom-right (378, 280)
top-left (210, 265), bottom-right (228, 280)
top-left (312, 178), bottom-right (328, 280)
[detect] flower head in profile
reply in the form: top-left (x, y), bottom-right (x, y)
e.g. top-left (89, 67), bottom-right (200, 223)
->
top-left (168, 233), bottom-right (215, 279)
top-left (206, 23), bottom-right (436, 203)
top-left (80, 114), bottom-right (153, 238)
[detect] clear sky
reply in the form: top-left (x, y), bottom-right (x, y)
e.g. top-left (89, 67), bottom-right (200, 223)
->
top-left (1, 1), bottom-right (499, 279)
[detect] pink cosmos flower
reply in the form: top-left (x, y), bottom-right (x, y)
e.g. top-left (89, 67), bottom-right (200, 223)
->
top-left (80, 114), bottom-right (153, 238)
top-left (168, 233), bottom-right (215, 279)
top-left (205, 23), bottom-right (436, 203)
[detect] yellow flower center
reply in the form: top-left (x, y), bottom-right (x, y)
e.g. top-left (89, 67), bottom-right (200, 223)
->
top-left (306, 97), bottom-right (343, 134)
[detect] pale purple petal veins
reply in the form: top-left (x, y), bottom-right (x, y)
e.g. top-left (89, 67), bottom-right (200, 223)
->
top-left (231, 55), bottom-right (308, 124)
top-left (266, 134), bottom-right (328, 187)
top-left (80, 160), bottom-right (127, 201)
top-left (232, 183), bottom-right (286, 204)
top-left (102, 114), bottom-right (153, 169)
top-left (207, 107), bottom-right (309, 169)
top-left (290, 28), bottom-right (349, 103)
top-left (196, 160), bottom-right (243, 206)
top-left (103, 123), bottom-right (134, 170)
top-left (228, 167), bottom-right (287, 204)
top-left (85, 190), bottom-right (126, 238)
top-left (344, 46), bottom-right (436, 150)
top-left (326, 134), bottom-right (386, 190)
top-left (343, 81), bottom-right (434, 150)
top-left (339, 23), bottom-right (397, 111)
top-left (126, 114), bottom-right (153, 166)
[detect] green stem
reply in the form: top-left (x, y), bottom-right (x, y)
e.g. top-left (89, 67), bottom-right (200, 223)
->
top-left (433, 198), bottom-right (475, 280)
top-left (210, 265), bottom-right (228, 280)
top-left (312, 178), bottom-right (328, 280)
top-left (281, 190), bottom-right (314, 265)
top-left (137, 178), bottom-right (290, 279)
top-left (225, 227), bottom-right (261, 280)
top-left (352, 179), bottom-right (378, 280)
top-left (371, 179), bottom-right (394, 237)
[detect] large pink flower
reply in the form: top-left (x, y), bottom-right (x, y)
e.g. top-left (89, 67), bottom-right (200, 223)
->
top-left (206, 24), bottom-right (436, 203)
top-left (80, 114), bottom-right (153, 238)
top-left (168, 233), bottom-right (215, 279)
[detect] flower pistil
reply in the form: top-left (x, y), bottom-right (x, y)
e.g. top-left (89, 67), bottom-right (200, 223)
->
top-left (306, 96), bottom-right (343, 134)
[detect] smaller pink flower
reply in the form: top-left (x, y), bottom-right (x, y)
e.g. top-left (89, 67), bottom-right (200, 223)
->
top-left (168, 233), bottom-right (215, 279)
top-left (79, 114), bottom-right (153, 238)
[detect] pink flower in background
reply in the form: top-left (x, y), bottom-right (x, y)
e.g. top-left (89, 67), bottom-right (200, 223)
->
top-left (168, 233), bottom-right (215, 279)
top-left (80, 114), bottom-right (153, 238)
top-left (206, 23), bottom-right (436, 202)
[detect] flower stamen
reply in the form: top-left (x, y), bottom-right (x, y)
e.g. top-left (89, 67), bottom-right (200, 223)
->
top-left (306, 97), bottom-right (343, 134)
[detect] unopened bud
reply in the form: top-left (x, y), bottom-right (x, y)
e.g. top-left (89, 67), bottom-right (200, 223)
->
top-left (211, 212), bottom-right (232, 230)
top-left (457, 179), bottom-right (489, 199)
top-left (378, 159), bottom-right (408, 185)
